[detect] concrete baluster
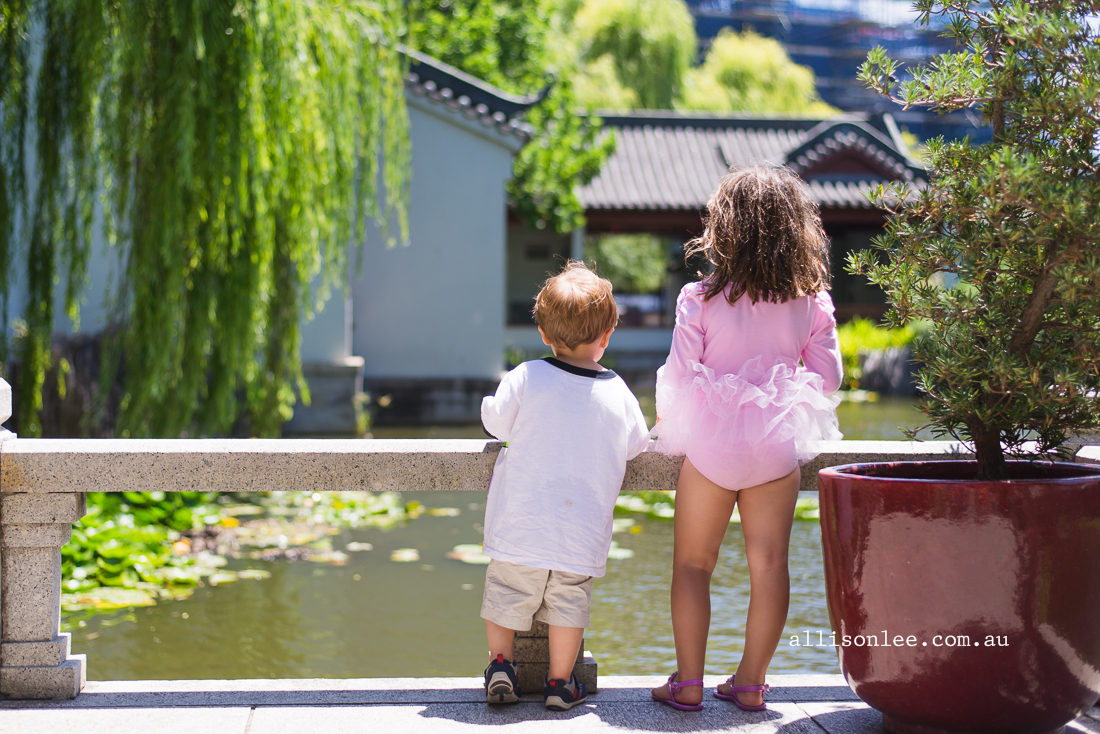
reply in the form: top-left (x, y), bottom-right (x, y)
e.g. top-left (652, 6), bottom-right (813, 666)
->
top-left (0, 378), bottom-right (87, 699)
top-left (513, 621), bottom-right (598, 693)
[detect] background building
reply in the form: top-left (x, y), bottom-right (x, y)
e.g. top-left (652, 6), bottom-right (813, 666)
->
top-left (686, 0), bottom-right (988, 141)
top-left (5, 53), bottom-right (925, 433)
top-left (505, 109), bottom-right (924, 383)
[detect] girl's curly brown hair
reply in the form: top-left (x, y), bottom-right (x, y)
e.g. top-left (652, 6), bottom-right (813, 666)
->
top-left (687, 165), bottom-right (830, 304)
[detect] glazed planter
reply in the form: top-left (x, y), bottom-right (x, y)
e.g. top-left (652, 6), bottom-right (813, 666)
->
top-left (818, 461), bottom-right (1100, 734)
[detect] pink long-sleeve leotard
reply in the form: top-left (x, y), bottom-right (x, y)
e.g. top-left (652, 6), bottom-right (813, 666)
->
top-left (653, 281), bottom-right (844, 491)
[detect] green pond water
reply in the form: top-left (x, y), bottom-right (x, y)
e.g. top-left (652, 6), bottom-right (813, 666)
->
top-left (66, 396), bottom-right (928, 680)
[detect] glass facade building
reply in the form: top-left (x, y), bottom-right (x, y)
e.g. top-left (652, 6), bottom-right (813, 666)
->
top-left (687, 0), bottom-right (990, 141)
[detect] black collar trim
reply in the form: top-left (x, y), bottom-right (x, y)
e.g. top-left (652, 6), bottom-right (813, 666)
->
top-left (542, 357), bottom-right (617, 380)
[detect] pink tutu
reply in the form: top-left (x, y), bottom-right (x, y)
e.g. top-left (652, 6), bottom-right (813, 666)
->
top-left (651, 357), bottom-right (842, 490)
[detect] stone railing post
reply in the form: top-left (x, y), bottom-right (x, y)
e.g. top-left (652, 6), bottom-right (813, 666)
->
top-left (0, 378), bottom-right (87, 699)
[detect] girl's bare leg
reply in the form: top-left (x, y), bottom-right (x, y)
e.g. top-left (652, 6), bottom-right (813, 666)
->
top-left (716, 467), bottom-right (800, 707)
top-left (651, 458), bottom-right (738, 706)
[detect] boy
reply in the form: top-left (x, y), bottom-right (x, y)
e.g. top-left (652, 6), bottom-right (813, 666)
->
top-left (480, 261), bottom-right (651, 710)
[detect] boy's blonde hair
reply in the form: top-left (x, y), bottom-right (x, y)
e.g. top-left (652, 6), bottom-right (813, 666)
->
top-left (533, 261), bottom-right (618, 349)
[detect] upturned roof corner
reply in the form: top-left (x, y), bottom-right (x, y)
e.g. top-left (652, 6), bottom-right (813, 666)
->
top-left (401, 47), bottom-right (549, 144)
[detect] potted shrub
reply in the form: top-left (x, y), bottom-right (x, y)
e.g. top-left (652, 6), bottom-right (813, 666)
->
top-left (817, 2), bottom-right (1100, 733)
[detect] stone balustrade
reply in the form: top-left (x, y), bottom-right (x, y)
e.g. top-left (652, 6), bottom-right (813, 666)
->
top-left (1, 377), bottom-right (1096, 700)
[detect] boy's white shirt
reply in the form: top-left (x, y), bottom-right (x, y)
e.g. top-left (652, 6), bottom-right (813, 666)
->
top-left (481, 359), bottom-right (651, 577)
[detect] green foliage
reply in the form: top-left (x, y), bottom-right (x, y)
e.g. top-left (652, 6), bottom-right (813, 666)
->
top-left (836, 317), bottom-right (922, 388)
top-left (572, 0), bottom-right (696, 110)
top-left (679, 29), bottom-right (838, 116)
top-left (409, 0), bottom-right (612, 233)
top-left (616, 491), bottom-right (820, 522)
top-left (567, 9), bottom-right (835, 117)
top-left (572, 54), bottom-right (639, 109)
top-left (509, 80), bottom-right (615, 232)
top-left (586, 234), bottom-right (668, 293)
top-left (62, 489), bottom-right (427, 615)
top-left (63, 492), bottom-right (214, 596)
top-left (854, 0), bottom-right (1100, 478)
top-left (410, 0), bottom-right (550, 92)
top-left (0, 1), bottom-right (410, 437)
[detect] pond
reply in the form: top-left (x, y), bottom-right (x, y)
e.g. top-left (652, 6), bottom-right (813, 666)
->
top-left (65, 396), bottom-right (929, 681)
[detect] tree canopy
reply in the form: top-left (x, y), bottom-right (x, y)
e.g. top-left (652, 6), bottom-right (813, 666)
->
top-left (409, 0), bottom-right (613, 233)
top-left (586, 234), bottom-right (669, 294)
top-left (0, 0), bottom-right (410, 437)
top-left (681, 29), bottom-right (837, 115)
top-left (854, 0), bottom-right (1100, 478)
top-left (567, 0), bottom-right (836, 116)
top-left (572, 0), bottom-right (695, 110)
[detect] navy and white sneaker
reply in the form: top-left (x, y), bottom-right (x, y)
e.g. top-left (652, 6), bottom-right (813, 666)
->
top-left (543, 673), bottom-right (588, 711)
top-left (484, 654), bottom-right (520, 703)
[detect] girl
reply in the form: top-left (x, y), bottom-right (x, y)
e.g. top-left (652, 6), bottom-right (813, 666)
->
top-left (649, 165), bottom-right (843, 712)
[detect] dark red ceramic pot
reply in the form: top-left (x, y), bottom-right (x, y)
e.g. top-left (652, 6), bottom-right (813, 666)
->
top-left (818, 461), bottom-right (1100, 734)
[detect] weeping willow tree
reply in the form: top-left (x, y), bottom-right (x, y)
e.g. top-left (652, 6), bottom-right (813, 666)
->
top-left (571, 0), bottom-right (695, 109)
top-left (0, 1), bottom-right (410, 437)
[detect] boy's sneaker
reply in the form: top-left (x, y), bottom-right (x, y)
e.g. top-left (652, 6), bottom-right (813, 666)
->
top-left (484, 654), bottom-right (519, 703)
top-left (543, 674), bottom-right (588, 711)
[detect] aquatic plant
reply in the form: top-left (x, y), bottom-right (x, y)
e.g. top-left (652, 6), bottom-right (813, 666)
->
top-left (61, 490), bottom-right (434, 615)
top-left (615, 491), bottom-right (820, 522)
top-left (836, 317), bottom-right (923, 389)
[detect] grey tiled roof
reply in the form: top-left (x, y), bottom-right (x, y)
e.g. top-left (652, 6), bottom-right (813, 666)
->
top-left (579, 111), bottom-right (925, 211)
top-left (403, 48), bottom-right (548, 141)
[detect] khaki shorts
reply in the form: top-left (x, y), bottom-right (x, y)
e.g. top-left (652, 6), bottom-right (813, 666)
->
top-left (481, 559), bottom-right (593, 630)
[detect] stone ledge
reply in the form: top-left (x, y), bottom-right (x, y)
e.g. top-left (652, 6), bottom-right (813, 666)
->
top-left (1, 635), bottom-right (71, 668)
top-left (0, 493), bottom-right (86, 524)
top-left (797, 440), bottom-right (973, 491)
top-left (3, 438), bottom-right (1096, 495)
top-left (517, 654), bottom-right (596, 693)
top-left (0, 438), bottom-right (984, 494)
top-left (0, 523), bottom-right (73, 549)
top-left (513, 637), bottom-right (585, 663)
top-left (0, 674), bottom-right (857, 708)
top-left (0, 439), bottom-right (505, 494)
top-left (0, 655), bottom-right (85, 700)
top-left (518, 621), bottom-right (551, 638)
top-left (1078, 445), bottom-right (1100, 465)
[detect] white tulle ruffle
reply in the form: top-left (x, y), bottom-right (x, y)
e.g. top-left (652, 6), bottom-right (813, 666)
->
top-left (651, 357), bottom-right (842, 465)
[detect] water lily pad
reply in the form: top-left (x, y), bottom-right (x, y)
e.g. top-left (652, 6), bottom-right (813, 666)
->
top-left (612, 518), bottom-right (635, 533)
top-left (221, 505), bottom-right (265, 517)
top-left (793, 497), bottom-right (820, 521)
top-left (426, 507), bottom-right (460, 517)
top-left (62, 587), bottom-right (158, 612)
top-left (444, 544), bottom-right (490, 564)
top-left (193, 552), bottom-right (228, 569)
top-left (345, 542), bottom-right (374, 552)
top-left (208, 572), bottom-right (240, 586)
top-left (607, 541), bottom-right (634, 560)
top-left (237, 569), bottom-right (272, 581)
top-left (306, 551), bottom-right (350, 565)
top-left (615, 493), bottom-right (676, 518)
top-left (390, 548), bottom-right (420, 562)
top-left (154, 566), bottom-right (204, 584)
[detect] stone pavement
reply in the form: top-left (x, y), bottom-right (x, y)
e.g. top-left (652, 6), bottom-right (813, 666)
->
top-left (2, 675), bottom-right (1099, 733)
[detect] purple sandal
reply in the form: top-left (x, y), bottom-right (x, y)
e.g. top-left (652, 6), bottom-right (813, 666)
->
top-left (714, 674), bottom-right (770, 711)
top-left (651, 672), bottom-right (704, 711)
